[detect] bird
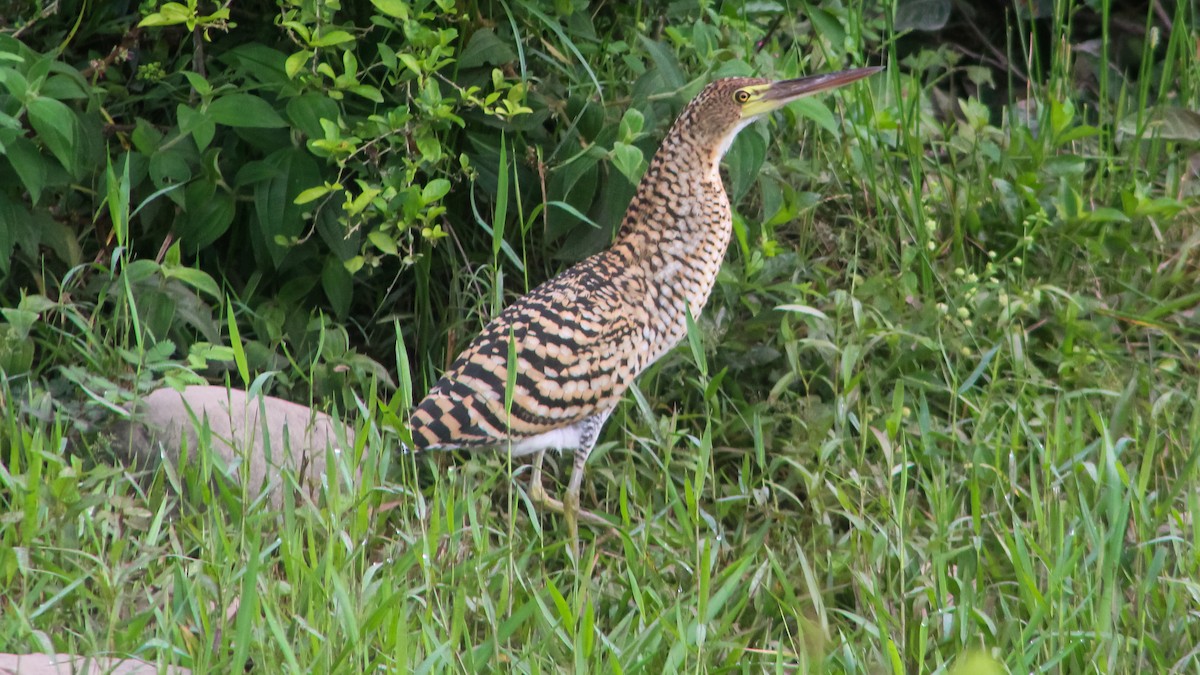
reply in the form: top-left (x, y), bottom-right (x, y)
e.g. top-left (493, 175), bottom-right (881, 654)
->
top-left (409, 66), bottom-right (881, 552)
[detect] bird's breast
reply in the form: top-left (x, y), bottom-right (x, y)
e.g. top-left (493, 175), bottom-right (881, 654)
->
top-left (635, 186), bottom-right (732, 369)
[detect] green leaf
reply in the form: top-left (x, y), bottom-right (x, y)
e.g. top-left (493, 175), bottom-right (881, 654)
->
top-left (546, 148), bottom-right (601, 240)
top-left (958, 344), bottom-right (1001, 394)
top-left (789, 97), bottom-right (838, 134)
top-left (0, 66), bottom-right (29, 102)
top-left (148, 147), bottom-right (193, 198)
top-left (637, 36), bottom-right (685, 91)
top-left (492, 138), bottom-right (509, 261)
top-left (776, 304), bottom-right (829, 320)
top-left (161, 264), bottom-right (222, 300)
top-left (226, 302), bottom-right (250, 388)
top-left (27, 96), bottom-right (80, 176)
top-left (322, 255), bottom-right (352, 317)
top-left (105, 153), bottom-right (131, 247)
top-left (138, 3), bottom-right (192, 27)
top-left (808, 8), bottom-right (847, 46)
top-left (368, 230), bottom-right (398, 255)
top-left (421, 178), bottom-right (451, 204)
top-left (0, 307), bottom-right (37, 338)
top-left (370, 0), bottom-right (409, 19)
top-left (1084, 207), bottom-right (1131, 224)
top-left (4, 135), bottom-right (48, 204)
top-left (546, 200), bottom-right (599, 229)
top-left (285, 93), bottom-right (339, 140)
top-left (684, 306), bottom-right (706, 378)
top-left (295, 184), bottom-right (332, 204)
top-left (725, 125), bottom-right (766, 201)
top-left (181, 70), bottom-right (213, 96)
top-left (618, 109), bottom-right (644, 140)
top-left (285, 50), bottom-right (312, 79)
top-left (458, 28), bottom-right (517, 70)
top-left (346, 84), bottom-right (384, 102)
top-left (178, 181), bottom-right (235, 248)
top-left (131, 118), bottom-right (164, 154)
top-left (311, 30), bottom-right (356, 47)
top-left (177, 104), bottom-right (215, 151)
top-left (398, 53), bottom-right (422, 75)
top-left (42, 73), bottom-right (90, 100)
top-left (610, 142), bottom-right (644, 184)
top-left (249, 147), bottom-right (320, 267)
top-left (0, 322), bottom-right (35, 375)
top-left (208, 94), bottom-right (287, 128)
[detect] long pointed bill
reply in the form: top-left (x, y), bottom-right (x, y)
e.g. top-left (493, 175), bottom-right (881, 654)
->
top-left (745, 66), bottom-right (882, 117)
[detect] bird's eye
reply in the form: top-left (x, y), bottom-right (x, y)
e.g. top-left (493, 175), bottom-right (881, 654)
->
top-left (734, 90), bottom-right (751, 103)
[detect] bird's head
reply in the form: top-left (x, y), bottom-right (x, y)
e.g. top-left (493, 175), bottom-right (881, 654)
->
top-left (677, 67), bottom-right (882, 170)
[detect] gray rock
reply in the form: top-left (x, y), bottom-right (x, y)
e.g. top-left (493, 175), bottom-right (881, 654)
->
top-left (112, 385), bottom-right (357, 507)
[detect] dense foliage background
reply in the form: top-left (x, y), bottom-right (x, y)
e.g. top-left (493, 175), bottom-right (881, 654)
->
top-left (2, 0), bottom-right (1199, 671)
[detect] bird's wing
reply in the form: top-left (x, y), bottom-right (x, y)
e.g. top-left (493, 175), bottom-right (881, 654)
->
top-left (410, 251), bottom-right (644, 450)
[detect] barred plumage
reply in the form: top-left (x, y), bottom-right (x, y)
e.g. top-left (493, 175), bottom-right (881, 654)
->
top-left (410, 67), bottom-right (880, 547)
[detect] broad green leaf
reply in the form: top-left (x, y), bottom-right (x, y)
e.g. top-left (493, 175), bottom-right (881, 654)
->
top-left (0, 322), bottom-right (35, 375)
top-left (285, 50), bottom-right (312, 79)
top-left (0, 196), bottom-right (13, 272)
top-left (208, 94), bottom-right (287, 128)
top-left (370, 0), bottom-right (408, 19)
top-left (725, 124), bottom-right (766, 201)
top-left (285, 93), bottom-right (339, 139)
top-left (41, 73), bottom-right (91, 100)
top-left (808, 8), bottom-right (847, 46)
top-left (311, 30), bottom-right (355, 47)
top-left (0, 66), bottom-right (29, 101)
top-left (249, 147), bottom-right (320, 267)
top-left (398, 53), bottom-right (422, 75)
top-left (618, 108), bottom-right (644, 140)
top-left (421, 178), bottom-right (451, 204)
top-left (368, 230), bottom-right (398, 255)
top-left (322, 255), bottom-right (352, 317)
top-left (177, 104), bottom-right (215, 151)
top-left (637, 36), bottom-right (684, 91)
top-left (610, 142), bottom-right (644, 184)
top-left (4, 135), bottom-right (48, 204)
top-left (138, 4), bottom-right (191, 28)
top-left (181, 70), bottom-right (213, 96)
top-left (160, 265), bottom-right (222, 300)
top-left (178, 182), bottom-right (235, 248)
top-left (789, 97), bottom-right (838, 134)
top-left (458, 28), bottom-right (517, 69)
top-left (346, 84), bottom-right (383, 102)
top-left (148, 147), bottom-right (193, 200)
top-left (1084, 207), bottom-right (1131, 224)
top-left (27, 96), bottom-right (79, 176)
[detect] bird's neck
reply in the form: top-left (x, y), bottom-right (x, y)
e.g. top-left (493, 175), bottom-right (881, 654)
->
top-left (610, 123), bottom-right (734, 361)
top-left (613, 125), bottom-right (729, 251)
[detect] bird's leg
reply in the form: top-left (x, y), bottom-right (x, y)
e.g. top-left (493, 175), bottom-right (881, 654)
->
top-left (528, 449), bottom-right (551, 505)
top-left (526, 446), bottom-right (608, 545)
top-left (564, 447), bottom-right (589, 559)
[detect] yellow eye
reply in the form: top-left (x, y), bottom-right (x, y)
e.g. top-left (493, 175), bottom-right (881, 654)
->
top-left (734, 90), bottom-right (751, 103)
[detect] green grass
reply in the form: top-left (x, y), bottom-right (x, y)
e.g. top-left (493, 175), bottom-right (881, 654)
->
top-left (3, 0), bottom-right (1200, 672)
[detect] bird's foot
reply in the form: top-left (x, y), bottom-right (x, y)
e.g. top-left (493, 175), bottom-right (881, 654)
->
top-left (527, 481), bottom-right (610, 527)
